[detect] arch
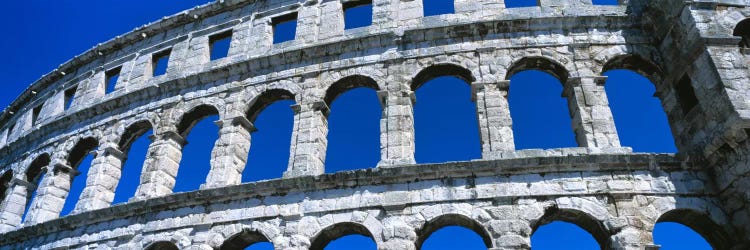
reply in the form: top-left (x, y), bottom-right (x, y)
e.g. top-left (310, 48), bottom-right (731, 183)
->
top-left (25, 153), bottom-right (50, 183)
top-left (733, 18), bottom-right (750, 48)
top-left (245, 89), bottom-right (295, 122)
top-left (601, 54), bottom-right (663, 85)
top-left (411, 64), bottom-right (476, 91)
top-left (176, 104), bottom-right (220, 137)
top-left (531, 206), bottom-right (609, 250)
top-left (117, 120), bottom-right (154, 152)
top-left (416, 214), bottom-right (492, 249)
top-left (506, 57), bottom-right (570, 83)
top-left (67, 137), bottom-right (99, 168)
top-left (145, 241), bottom-right (179, 250)
top-left (656, 209), bottom-right (731, 250)
top-left (309, 222), bottom-right (377, 250)
top-left (220, 229), bottom-right (272, 250)
top-left (324, 75), bottom-right (380, 106)
top-left (0, 170), bottom-right (12, 199)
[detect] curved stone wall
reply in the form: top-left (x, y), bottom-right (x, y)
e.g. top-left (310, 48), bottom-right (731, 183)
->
top-left (1, 0), bottom-right (750, 249)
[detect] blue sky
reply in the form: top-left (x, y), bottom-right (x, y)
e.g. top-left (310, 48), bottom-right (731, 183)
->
top-left (1, 0), bottom-right (712, 249)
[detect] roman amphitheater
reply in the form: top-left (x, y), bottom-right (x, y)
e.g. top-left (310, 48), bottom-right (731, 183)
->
top-left (1, 0), bottom-right (749, 249)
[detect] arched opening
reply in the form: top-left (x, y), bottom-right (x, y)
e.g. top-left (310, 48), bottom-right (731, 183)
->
top-left (734, 18), bottom-right (750, 48)
top-left (654, 209), bottom-right (730, 250)
top-left (601, 55), bottom-right (676, 152)
top-left (243, 89), bottom-right (295, 182)
top-left (531, 207), bottom-right (609, 250)
top-left (416, 214), bottom-right (492, 250)
top-left (0, 171), bottom-right (12, 202)
top-left (21, 154), bottom-right (49, 221)
top-left (145, 241), bottom-right (179, 250)
top-left (324, 75), bottom-right (381, 172)
top-left (412, 64), bottom-right (481, 163)
top-left (174, 104), bottom-right (219, 192)
top-left (220, 229), bottom-right (273, 250)
top-left (113, 121), bottom-right (154, 204)
top-left (309, 222), bottom-right (377, 250)
top-left (61, 137), bottom-right (99, 216)
top-left (507, 57), bottom-right (576, 149)
top-left (532, 221), bottom-right (600, 250)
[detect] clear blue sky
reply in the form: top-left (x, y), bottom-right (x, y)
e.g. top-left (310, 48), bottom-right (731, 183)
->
top-left (1, 1), bottom-right (712, 249)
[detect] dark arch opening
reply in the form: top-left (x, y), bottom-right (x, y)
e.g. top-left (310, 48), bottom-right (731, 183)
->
top-left (61, 137), bottom-right (99, 216)
top-left (602, 54), bottom-right (663, 85)
top-left (531, 206), bottom-right (609, 250)
top-left (220, 229), bottom-right (272, 250)
top-left (243, 89), bottom-right (296, 182)
top-left (416, 214), bottom-right (492, 250)
top-left (309, 222), bottom-right (376, 250)
top-left (246, 89), bottom-right (295, 123)
top-left (656, 209), bottom-right (731, 249)
top-left (67, 137), bottom-right (99, 168)
top-left (0, 171), bottom-right (12, 201)
top-left (324, 76), bottom-right (381, 172)
top-left (145, 241), bottom-right (179, 250)
top-left (506, 57), bottom-right (569, 83)
top-left (114, 121), bottom-right (154, 204)
top-left (733, 18), bottom-right (750, 48)
top-left (411, 63), bottom-right (476, 91)
top-left (21, 154), bottom-right (49, 221)
top-left (26, 154), bottom-right (50, 184)
top-left (118, 120), bottom-right (153, 152)
top-left (177, 104), bottom-right (220, 137)
top-left (324, 75), bottom-right (380, 106)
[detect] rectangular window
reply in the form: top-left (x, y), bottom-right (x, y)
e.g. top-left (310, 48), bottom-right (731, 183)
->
top-left (32, 105), bottom-right (42, 125)
top-left (675, 74), bottom-right (699, 115)
top-left (344, 0), bottom-right (373, 30)
top-left (423, 0), bottom-right (455, 16)
top-left (64, 86), bottom-right (77, 110)
top-left (152, 49), bottom-right (171, 77)
top-left (105, 67), bottom-right (121, 94)
top-left (504, 0), bottom-right (539, 8)
top-left (592, 0), bottom-right (619, 5)
top-left (209, 31), bottom-right (233, 61)
top-left (273, 13), bottom-right (298, 44)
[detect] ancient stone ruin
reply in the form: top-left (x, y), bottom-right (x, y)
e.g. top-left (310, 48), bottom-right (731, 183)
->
top-left (1, 0), bottom-right (750, 249)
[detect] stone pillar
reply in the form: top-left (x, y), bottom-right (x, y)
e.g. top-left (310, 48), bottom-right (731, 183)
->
top-left (24, 163), bottom-right (76, 225)
top-left (72, 146), bottom-right (126, 213)
top-left (317, 0), bottom-right (344, 41)
top-left (132, 131), bottom-right (186, 200)
top-left (0, 178), bottom-right (34, 232)
top-left (609, 196), bottom-right (656, 249)
top-left (564, 76), bottom-right (621, 149)
top-left (377, 90), bottom-right (417, 167)
top-left (284, 102), bottom-right (329, 177)
top-left (203, 116), bottom-right (255, 189)
top-left (473, 80), bottom-right (515, 159)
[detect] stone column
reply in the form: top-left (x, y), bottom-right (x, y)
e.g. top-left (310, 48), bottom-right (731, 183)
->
top-left (0, 178), bottom-right (34, 232)
top-left (377, 90), bottom-right (417, 167)
top-left (72, 146), bottom-right (126, 213)
top-left (473, 80), bottom-right (515, 159)
top-left (609, 196), bottom-right (657, 249)
top-left (564, 76), bottom-right (621, 149)
top-left (203, 116), bottom-right (255, 189)
top-left (284, 102), bottom-right (329, 177)
top-left (24, 163), bottom-right (76, 225)
top-left (132, 131), bottom-right (186, 200)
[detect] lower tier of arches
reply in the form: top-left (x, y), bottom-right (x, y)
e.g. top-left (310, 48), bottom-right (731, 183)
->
top-left (0, 155), bottom-right (741, 249)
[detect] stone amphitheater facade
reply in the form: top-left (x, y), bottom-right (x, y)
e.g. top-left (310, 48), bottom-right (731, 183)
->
top-left (1, 0), bottom-right (750, 249)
